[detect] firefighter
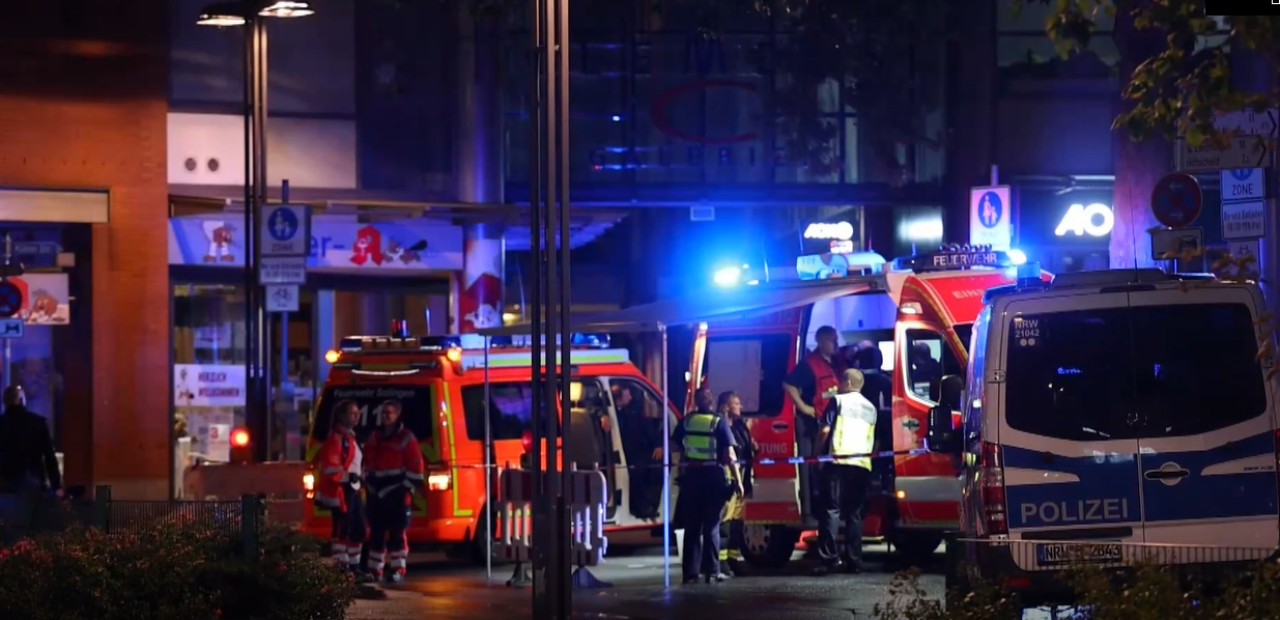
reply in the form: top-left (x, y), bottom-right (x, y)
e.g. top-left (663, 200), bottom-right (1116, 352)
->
top-left (716, 390), bottom-right (754, 576)
top-left (672, 387), bottom-right (742, 585)
top-left (363, 399), bottom-right (426, 583)
top-left (314, 399), bottom-right (367, 576)
top-left (783, 325), bottom-right (844, 518)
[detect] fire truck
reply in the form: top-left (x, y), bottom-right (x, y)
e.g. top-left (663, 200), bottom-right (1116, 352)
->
top-left (679, 245), bottom-right (1047, 567)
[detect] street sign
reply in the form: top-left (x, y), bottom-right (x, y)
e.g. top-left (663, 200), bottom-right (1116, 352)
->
top-left (1221, 200), bottom-right (1266, 239)
top-left (1220, 168), bottom-right (1266, 202)
top-left (0, 318), bottom-right (23, 339)
top-left (259, 256), bottom-right (307, 285)
top-left (0, 281), bottom-right (22, 318)
top-left (265, 285), bottom-right (300, 312)
top-left (1228, 239), bottom-right (1260, 265)
top-left (968, 185), bottom-right (1012, 251)
top-left (261, 204), bottom-right (310, 257)
top-left (1214, 109), bottom-right (1278, 138)
top-left (1180, 135), bottom-right (1271, 172)
top-left (1150, 227), bottom-right (1203, 261)
top-left (1150, 172), bottom-right (1203, 228)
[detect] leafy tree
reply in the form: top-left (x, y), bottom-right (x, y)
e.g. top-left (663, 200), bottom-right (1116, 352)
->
top-left (1014, 0), bottom-right (1280, 267)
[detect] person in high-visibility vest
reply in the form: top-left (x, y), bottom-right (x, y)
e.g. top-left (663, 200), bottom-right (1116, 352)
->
top-left (672, 387), bottom-right (742, 585)
top-left (813, 368), bottom-right (877, 575)
top-left (716, 390), bottom-right (755, 575)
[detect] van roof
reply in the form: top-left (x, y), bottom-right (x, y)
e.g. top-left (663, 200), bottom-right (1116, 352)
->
top-left (982, 268), bottom-right (1225, 305)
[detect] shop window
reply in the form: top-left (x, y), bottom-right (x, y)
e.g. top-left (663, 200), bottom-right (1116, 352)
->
top-left (171, 284), bottom-right (247, 496)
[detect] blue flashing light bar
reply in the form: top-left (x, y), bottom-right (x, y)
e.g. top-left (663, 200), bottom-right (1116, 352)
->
top-left (339, 332), bottom-right (613, 353)
top-left (893, 244), bottom-right (1013, 273)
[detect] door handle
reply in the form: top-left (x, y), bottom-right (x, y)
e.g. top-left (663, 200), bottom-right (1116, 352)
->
top-left (1143, 467), bottom-right (1190, 481)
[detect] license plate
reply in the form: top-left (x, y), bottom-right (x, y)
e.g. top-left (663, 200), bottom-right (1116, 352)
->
top-left (1035, 542), bottom-right (1123, 567)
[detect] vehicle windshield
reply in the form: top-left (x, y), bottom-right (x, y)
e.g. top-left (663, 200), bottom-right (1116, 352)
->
top-left (311, 385), bottom-right (435, 445)
top-left (459, 380), bottom-right (564, 441)
top-left (1004, 303), bottom-right (1265, 440)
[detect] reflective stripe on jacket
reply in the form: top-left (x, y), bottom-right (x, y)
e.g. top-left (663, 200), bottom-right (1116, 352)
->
top-left (830, 392), bottom-right (876, 470)
top-left (682, 413), bottom-right (722, 462)
top-left (314, 427), bottom-right (358, 512)
top-left (363, 423), bottom-right (426, 502)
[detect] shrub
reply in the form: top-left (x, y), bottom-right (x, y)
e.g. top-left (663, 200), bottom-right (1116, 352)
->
top-left (0, 517), bottom-right (355, 620)
top-left (876, 557), bottom-right (1280, 620)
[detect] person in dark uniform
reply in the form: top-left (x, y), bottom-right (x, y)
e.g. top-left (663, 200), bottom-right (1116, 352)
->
top-left (672, 387), bottom-right (742, 585)
top-left (716, 390), bottom-right (755, 576)
top-left (0, 385), bottom-right (61, 496)
top-left (854, 347), bottom-right (894, 490)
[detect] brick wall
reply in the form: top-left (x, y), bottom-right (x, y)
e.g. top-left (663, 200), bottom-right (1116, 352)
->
top-left (0, 0), bottom-right (170, 498)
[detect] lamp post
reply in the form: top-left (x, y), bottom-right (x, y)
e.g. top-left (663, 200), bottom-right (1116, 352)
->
top-left (198, 0), bottom-right (315, 462)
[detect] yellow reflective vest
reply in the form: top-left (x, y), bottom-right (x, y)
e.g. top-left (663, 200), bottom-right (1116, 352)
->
top-left (682, 412), bottom-right (722, 462)
top-left (830, 392), bottom-right (876, 471)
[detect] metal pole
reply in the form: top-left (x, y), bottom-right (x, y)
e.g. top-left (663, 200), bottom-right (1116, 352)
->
top-left (484, 337), bottom-right (493, 583)
top-left (659, 322), bottom-right (670, 589)
top-left (527, 0), bottom-right (546, 612)
top-left (1, 233), bottom-right (11, 392)
top-left (254, 17), bottom-right (272, 462)
top-left (242, 17), bottom-right (256, 453)
top-left (554, 0), bottom-right (573, 609)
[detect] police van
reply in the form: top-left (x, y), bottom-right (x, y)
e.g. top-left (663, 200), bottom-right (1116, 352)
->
top-left (926, 266), bottom-right (1280, 600)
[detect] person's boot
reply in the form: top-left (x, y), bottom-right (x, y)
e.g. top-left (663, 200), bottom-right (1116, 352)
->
top-left (390, 569), bottom-right (406, 584)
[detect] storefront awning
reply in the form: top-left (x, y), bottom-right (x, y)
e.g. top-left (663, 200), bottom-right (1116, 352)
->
top-left (480, 275), bottom-right (886, 335)
top-left (169, 186), bottom-right (628, 251)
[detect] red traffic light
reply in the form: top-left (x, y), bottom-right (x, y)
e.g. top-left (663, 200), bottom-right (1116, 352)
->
top-left (231, 428), bottom-right (251, 448)
top-left (521, 429), bottom-right (533, 453)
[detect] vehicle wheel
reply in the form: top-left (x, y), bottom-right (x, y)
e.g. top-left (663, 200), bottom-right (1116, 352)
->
top-left (740, 524), bottom-right (798, 569)
top-left (891, 532), bottom-right (944, 568)
top-left (469, 507), bottom-right (506, 566)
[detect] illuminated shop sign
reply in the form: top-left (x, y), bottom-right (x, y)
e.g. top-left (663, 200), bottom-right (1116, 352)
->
top-left (803, 221), bottom-right (855, 241)
top-left (1055, 203), bottom-right (1114, 237)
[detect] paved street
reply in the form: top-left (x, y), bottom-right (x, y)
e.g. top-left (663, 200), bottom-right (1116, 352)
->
top-left (348, 544), bottom-right (947, 620)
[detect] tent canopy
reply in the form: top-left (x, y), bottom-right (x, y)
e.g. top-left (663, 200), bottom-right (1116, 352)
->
top-left (479, 275), bottom-right (886, 336)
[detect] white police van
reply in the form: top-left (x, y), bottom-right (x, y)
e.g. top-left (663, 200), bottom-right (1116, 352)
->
top-left (926, 266), bottom-right (1280, 601)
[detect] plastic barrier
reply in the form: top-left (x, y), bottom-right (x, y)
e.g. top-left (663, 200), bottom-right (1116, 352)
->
top-left (495, 464), bottom-right (612, 589)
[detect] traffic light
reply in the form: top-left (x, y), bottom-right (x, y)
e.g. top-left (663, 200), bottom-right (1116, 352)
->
top-left (230, 427), bottom-right (253, 463)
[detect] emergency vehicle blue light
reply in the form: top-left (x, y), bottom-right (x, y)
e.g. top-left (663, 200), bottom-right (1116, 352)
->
top-left (1016, 261), bottom-right (1042, 282)
top-left (571, 333), bottom-right (611, 347)
top-left (713, 266), bottom-right (742, 287)
top-left (1007, 249), bottom-right (1027, 266)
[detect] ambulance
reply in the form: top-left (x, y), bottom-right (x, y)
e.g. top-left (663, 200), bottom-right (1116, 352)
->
top-left (927, 267), bottom-right (1279, 601)
top-left (683, 245), bottom-right (1045, 568)
top-left (301, 327), bottom-right (679, 562)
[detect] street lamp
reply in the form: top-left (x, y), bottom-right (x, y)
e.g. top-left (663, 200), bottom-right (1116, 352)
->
top-left (197, 0), bottom-right (315, 462)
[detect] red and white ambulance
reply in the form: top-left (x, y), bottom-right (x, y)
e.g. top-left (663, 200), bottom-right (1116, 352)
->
top-left (684, 245), bottom-right (1047, 567)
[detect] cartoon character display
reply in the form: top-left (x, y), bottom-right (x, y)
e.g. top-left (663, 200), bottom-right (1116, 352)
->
top-left (351, 226), bottom-right (385, 266)
top-left (460, 272), bottom-right (503, 331)
top-left (26, 290), bottom-right (62, 323)
top-left (201, 221), bottom-right (236, 263)
top-left (385, 239), bottom-right (428, 265)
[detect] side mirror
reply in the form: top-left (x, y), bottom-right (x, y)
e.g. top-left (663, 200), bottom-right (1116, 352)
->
top-left (925, 374), bottom-right (964, 454)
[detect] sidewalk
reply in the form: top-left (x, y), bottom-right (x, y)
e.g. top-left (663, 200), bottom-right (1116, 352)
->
top-left (346, 565), bottom-right (942, 620)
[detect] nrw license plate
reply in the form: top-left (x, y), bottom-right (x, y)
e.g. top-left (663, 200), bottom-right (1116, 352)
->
top-left (1035, 543), bottom-right (1123, 567)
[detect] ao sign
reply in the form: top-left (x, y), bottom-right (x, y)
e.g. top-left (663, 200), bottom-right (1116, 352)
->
top-left (1055, 203), bottom-right (1114, 237)
top-left (804, 221), bottom-right (855, 241)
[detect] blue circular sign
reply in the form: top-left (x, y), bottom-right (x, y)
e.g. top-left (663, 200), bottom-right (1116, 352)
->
top-left (267, 208), bottom-right (299, 242)
top-left (1230, 168), bottom-right (1253, 182)
top-left (977, 191), bottom-right (1003, 229)
top-left (0, 281), bottom-right (22, 318)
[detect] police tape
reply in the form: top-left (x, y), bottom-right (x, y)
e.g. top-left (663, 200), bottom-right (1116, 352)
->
top-left (422, 447), bottom-right (932, 472)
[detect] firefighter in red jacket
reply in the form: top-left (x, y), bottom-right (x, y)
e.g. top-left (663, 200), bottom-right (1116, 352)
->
top-left (363, 399), bottom-right (426, 583)
top-left (783, 325), bottom-right (845, 519)
top-left (314, 399), bottom-right (367, 575)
